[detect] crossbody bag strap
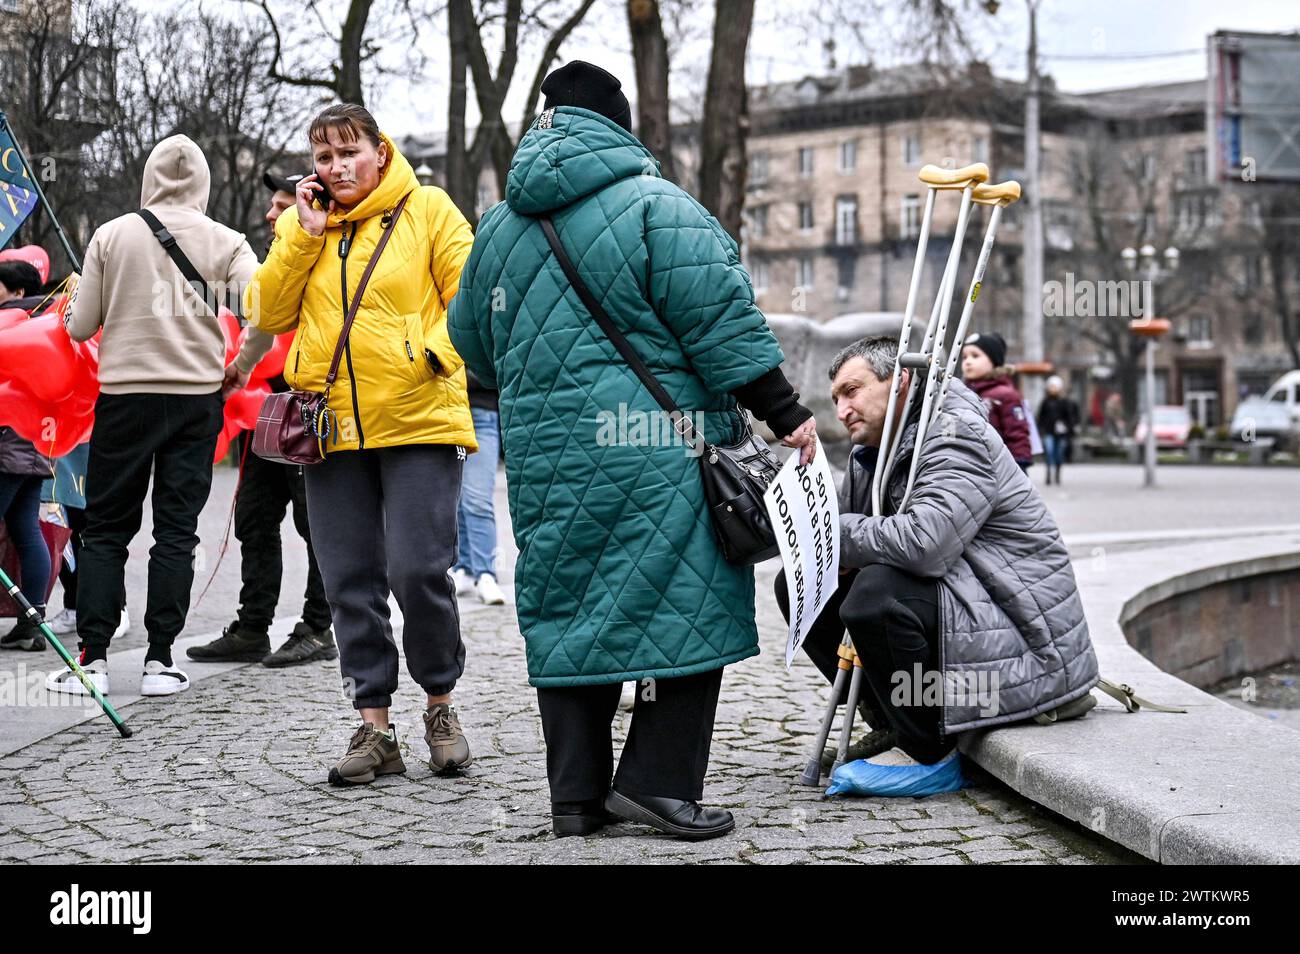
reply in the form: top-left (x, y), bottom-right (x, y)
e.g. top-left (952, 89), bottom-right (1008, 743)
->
top-left (538, 214), bottom-right (703, 450)
top-left (136, 209), bottom-right (224, 317)
top-left (323, 191), bottom-right (412, 389)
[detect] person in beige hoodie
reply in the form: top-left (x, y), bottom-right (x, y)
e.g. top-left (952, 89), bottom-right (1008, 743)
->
top-left (49, 134), bottom-right (272, 698)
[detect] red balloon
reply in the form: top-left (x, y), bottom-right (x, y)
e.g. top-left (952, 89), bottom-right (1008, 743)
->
top-left (0, 245), bottom-right (51, 284)
top-left (0, 382), bottom-right (45, 437)
top-left (0, 308), bottom-right (28, 333)
top-left (218, 307), bottom-right (242, 366)
top-left (212, 382), bottom-right (269, 464)
top-left (0, 315), bottom-right (79, 402)
top-left (249, 331), bottom-right (294, 383)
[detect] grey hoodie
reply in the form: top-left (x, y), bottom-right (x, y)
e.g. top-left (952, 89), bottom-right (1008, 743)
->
top-left (66, 134), bottom-right (272, 394)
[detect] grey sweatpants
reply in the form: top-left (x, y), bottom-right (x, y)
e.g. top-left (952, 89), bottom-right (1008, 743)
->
top-left (304, 444), bottom-right (466, 709)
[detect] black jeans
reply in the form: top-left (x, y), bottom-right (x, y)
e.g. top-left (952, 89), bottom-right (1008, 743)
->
top-left (234, 433), bottom-right (330, 632)
top-left (78, 391), bottom-right (224, 654)
top-left (536, 667), bottom-right (724, 804)
top-left (303, 444), bottom-right (465, 709)
top-left (776, 563), bottom-right (952, 764)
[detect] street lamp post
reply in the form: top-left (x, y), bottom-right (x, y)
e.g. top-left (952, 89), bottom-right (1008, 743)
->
top-left (1122, 244), bottom-right (1179, 488)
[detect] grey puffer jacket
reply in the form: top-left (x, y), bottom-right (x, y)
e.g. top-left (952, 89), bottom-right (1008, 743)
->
top-left (839, 378), bottom-right (1098, 734)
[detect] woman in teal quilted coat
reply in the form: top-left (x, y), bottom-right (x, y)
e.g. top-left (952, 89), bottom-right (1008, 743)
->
top-left (448, 62), bottom-right (816, 840)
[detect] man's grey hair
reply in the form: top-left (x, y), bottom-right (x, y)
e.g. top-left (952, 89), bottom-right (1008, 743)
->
top-left (828, 335), bottom-right (897, 382)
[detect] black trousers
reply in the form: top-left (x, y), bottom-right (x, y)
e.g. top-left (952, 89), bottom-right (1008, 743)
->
top-left (56, 505), bottom-right (87, 610)
top-left (78, 391), bottom-right (224, 653)
top-left (536, 666), bottom-right (724, 804)
top-left (234, 433), bottom-right (330, 632)
top-left (775, 563), bottom-right (952, 764)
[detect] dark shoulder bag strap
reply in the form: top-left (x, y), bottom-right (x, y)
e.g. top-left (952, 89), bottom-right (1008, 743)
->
top-left (136, 208), bottom-right (224, 316)
top-left (322, 192), bottom-right (412, 389)
top-left (537, 215), bottom-right (702, 448)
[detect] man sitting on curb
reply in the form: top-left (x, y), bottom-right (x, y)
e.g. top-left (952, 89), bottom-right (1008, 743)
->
top-left (776, 335), bottom-right (1099, 774)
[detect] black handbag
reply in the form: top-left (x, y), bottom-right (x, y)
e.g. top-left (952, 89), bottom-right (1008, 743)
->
top-left (537, 215), bottom-right (781, 566)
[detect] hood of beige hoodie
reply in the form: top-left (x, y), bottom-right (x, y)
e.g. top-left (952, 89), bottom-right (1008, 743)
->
top-left (140, 134), bottom-right (210, 212)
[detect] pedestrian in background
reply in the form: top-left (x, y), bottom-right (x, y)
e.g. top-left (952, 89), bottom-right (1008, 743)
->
top-left (960, 331), bottom-right (1032, 472)
top-left (0, 428), bottom-right (53, 651)
top-left (54, 134), bottom-right (273, 698)
top-left (1037, 375), bottom-right (1080, 485)
top-left (188, 170), bottom-right (336, 669)
top-left (450, 369), bottom-right (505, 606)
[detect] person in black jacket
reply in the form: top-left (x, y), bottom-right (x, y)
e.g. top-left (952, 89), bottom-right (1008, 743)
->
top-left (0, 428), bottom-right (54, 651)
top-left (187, 170), bottom-right (335, 668)
top-left (1037, 375), bottom-right (1079, 485)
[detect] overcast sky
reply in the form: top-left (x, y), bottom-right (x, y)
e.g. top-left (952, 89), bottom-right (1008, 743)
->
top-left (175, 1), bottom-right (1300, 139)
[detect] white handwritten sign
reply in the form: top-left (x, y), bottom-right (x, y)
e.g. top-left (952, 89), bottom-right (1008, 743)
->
top-left (764, 440), bottom-right (840, 669)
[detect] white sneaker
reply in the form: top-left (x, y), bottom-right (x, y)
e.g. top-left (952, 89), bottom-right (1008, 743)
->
top-left (476, 573), bottom-right (506, 605)
top-left (141, 660), bottom-right (190, 696)
top-left (44, 607), bottom-right (77, 636)
top-left (113, 609), bottom-right (130, 640)
top-left (451, 568), bottom-right (476, 597)
top-left (46, 658), bottom-right (109, 696)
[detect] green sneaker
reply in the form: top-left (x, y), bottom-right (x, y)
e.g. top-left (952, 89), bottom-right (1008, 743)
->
top-left (186, 621), bottom-right (270, 662)
top-left (262, 622), bottom-right (338, 668)
top-left (423, 703), bottom-right (472, 774)
top-left (328, 723), bottom-right (406, 786)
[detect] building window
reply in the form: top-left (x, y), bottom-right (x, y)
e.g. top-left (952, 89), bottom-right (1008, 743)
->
top-left (749, 151), bottom-right (769, 185)
top-left (798, 147), bottom-right (814, 178)
top-left (972, 135), bottom-right (988, 164)
top-left (798, 200), bottom-right (814, 232)
top-left (1185, 147), bottom-right (1207, 181)
top-left (1243, 312), bottom-right (1264, 345)
top-left (796, 256), bottom-right (815, 289)
top-left (1186, 314), bottom-right (1213, 348)
top-left (839, 140), bottom-right (857, 173)
top-left (749, 204), bottom-right (768, 239)
top-left (837, 256), bottom-right (856, 297)
top-left (902, 132), bottom-right (921, 166)
top-left (834, 196), bottom-right (857, 245)
top-left (749, 259), bottom-right (769, 293)
top-left (1243, 254), bottom-right (1261, 291)
top-left (1139, 153), bottom-right (1156, 182)
top-left (900, 194), bottom-right (921, 239)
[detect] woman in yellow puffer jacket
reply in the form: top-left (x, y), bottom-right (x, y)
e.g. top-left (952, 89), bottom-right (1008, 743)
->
top-left (245, 104), bottom-right (477, 786)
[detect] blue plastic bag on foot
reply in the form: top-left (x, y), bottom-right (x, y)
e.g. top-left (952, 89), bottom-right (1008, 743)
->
top-left (825, 749), bottom-right (966, 797)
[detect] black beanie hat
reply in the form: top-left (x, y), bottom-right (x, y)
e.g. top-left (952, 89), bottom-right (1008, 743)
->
top-left (541, 61), bottom-right (633, 132)
top-left (963, 331), bottom-right (1006, 368)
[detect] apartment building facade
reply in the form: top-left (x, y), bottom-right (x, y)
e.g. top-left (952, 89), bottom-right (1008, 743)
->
top-left (740, 61), bottom-right (1299, 429)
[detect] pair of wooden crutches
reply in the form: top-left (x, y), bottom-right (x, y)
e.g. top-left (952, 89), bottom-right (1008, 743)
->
top-left (799, 161), bottom-right (1021, 787)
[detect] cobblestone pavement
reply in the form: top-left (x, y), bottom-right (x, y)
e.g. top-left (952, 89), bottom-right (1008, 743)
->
top-left (0, 567), bottom-right (1137, 864)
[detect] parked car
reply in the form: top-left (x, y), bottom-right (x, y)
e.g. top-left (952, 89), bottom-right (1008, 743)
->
top-left (1134, 405), bottom-right (1192, 449)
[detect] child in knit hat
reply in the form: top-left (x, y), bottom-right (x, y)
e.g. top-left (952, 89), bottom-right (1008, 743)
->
top-left (960, 332), bottom-right (1032, 471)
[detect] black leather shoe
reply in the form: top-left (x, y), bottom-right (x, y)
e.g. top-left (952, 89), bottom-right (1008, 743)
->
top-left (604, 788), bottom-right (735, 841)
top-left (552, 800), bottom-right (615, 838)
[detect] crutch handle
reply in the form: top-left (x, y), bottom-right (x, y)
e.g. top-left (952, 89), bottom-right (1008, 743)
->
top-left (918, 162), bottom-right (989, 189)
top-left (898, 352), bottom-right (932, 370)
top-left (973, 180), bottom-right (1022, 206)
